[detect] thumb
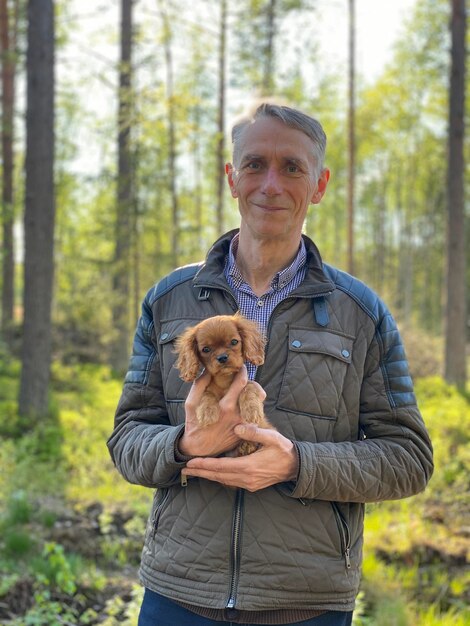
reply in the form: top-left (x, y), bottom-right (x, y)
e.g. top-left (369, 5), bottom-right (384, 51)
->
top-left (234, 423), bottom-right (275, 442)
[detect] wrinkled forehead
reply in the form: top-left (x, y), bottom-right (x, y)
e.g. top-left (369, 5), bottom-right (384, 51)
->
top-left (234, 117), bottom-right (317, 167)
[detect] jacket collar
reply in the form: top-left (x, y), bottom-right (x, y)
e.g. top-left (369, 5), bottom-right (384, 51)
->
top-left (193, 229), bottom-right (335, 298)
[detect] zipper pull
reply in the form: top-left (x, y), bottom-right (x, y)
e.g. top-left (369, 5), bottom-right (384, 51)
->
top-left (344, 548), bottom-right (351, 569)
top-left (181, 472), bottom-right (188, 487)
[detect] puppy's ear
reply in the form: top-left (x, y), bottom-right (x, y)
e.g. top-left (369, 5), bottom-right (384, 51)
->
top-left (174, 326), bottom-right (201, 381)
top-left (236, 316), bottom-right (265, 366)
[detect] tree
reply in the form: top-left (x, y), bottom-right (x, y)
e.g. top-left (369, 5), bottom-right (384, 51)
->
top-left (0, 0), bottom-right (18, 346)
top-left (233, 0), bottom-right (314, 94)
top-left (347, 0), bottom-right (355, 276)
top-left (18, 0), bottom-right (55, 418)
top-left (263, 0), bottom-right (276, 94)
top-left (444, 0), bottom-right (466, 387)
top-left (215, 0), bottom-right (227, 235)
top-left (158, 0), bottom-right (179, 269)
top-left (111, 0), bottom-right (134, 374)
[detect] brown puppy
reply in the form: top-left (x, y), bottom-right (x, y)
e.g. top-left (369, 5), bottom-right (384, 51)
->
top-left (175, 314), bottom-right (274, 455)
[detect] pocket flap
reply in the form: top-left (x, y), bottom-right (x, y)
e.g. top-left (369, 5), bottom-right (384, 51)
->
top-left (158, 319), bottom-right (199, 345)
top-left (288, 329), bottom-right (353, 363)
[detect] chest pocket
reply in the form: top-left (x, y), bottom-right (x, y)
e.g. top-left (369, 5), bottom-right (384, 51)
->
top-left (276, 328), bottom-right (353, 420)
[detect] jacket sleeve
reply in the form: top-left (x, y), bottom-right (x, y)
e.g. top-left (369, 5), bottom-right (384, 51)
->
top-left (289, 303), bottom-right (434, 503)
top-left (106, 287), bottom-right (188, 489)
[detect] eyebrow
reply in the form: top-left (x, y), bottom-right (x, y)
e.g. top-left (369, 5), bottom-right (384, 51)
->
top-left (240, 154), bottom-right (310, 169)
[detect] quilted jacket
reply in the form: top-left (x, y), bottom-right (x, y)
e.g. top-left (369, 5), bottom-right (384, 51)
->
top-left (107, 230), bottom-right (433, 613)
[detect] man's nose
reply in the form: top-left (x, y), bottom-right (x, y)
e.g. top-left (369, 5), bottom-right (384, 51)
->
top-left (260, 166), bottom-right (282, 195)
top-left (216, 353), bottom-right (228, 364)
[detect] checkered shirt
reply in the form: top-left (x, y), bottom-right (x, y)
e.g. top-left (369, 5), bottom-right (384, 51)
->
top-left (224, 234), bottom-right (307, 379)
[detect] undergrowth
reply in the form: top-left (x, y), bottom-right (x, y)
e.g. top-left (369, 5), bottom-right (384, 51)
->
top-left (0, 358), bottom-right (468, 625)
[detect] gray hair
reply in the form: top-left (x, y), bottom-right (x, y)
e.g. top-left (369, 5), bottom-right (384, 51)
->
top-left (231, 102), bottom-right (327, 176)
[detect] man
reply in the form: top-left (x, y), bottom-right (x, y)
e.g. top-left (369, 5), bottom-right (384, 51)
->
top-left (107, 103), bottom-right (433, 626)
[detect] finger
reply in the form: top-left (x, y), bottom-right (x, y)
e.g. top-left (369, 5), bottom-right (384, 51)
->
top-left (185, 456), bottom-right (243, 471)
top-left (250, 381), bottom-right (267, 401)
top-left (182, 466), bottom-right (244, 488)
top-left (219, 365), bottom-right (248, 410)
top-left (185, 369), bottom-right (211, 410)
top-left (234, 423), bottom-right (278, 443)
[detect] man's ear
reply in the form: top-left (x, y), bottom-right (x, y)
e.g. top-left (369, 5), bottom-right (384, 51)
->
top-left (226, 163), bottom-right (238, 198)
top-left (311, 168), bottom-right (330, 204)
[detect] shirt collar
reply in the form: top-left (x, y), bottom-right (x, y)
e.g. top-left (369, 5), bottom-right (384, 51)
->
top-left (226, 234), bottom-right (307, 292)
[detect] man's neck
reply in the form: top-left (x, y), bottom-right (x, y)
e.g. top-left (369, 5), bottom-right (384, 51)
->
top-left (235, 233), bottom-right (302, 297)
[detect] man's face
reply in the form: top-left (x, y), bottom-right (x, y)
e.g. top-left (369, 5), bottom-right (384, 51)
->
top-left (227, 117), bottom-right (330, 243)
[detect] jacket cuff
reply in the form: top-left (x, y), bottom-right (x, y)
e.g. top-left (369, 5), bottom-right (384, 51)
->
top-left (173, 425), bottom-right (194, 463)
top-left (276, 440), bottom-right (302, 497)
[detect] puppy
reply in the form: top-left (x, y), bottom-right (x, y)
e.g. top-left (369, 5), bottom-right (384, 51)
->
top-left (175, 314), bottom-right (273, 455)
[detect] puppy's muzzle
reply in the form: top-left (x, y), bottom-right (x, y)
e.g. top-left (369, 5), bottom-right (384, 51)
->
top-left (216, 353), bottom-right (229, 364)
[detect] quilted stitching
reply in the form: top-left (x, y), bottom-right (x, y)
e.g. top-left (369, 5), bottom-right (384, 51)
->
top-left (109, 232), bottom-right (433, 612)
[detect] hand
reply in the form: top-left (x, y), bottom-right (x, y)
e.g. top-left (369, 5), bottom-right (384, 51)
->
top-left (181, 424), bottom-right (299, 492)
top-left (178, 366), bottom-right (265, 458)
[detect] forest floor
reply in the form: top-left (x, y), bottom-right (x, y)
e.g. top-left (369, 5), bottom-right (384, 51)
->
top-left (0, 360), bottom-right (469, 625)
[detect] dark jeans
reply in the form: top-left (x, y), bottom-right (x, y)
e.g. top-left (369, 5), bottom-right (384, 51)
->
top-left (138, 588), bottom-right (354, 626)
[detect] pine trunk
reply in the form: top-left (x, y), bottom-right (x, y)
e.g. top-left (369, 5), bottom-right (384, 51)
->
top-left (111, 0), bottom-right (133, 374)
top-left (18, 0), bottom-right (55, 419)
top-left (347, 0), bottom-right (355, 276)
top-left (0, 0), bottom-right (16, 346)
top-left (445, 0), bottom-right (467, 387)
top-left (263, 0), bottom-right (276, 94)
top-left (215, 0), bottom-right (227, 236)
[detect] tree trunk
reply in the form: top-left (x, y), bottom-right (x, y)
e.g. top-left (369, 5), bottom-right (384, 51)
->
top-left (0, 0), bottom-right (17, 347)
top-left (111, 0), bottom-right (133, 374)
top-left (347, 0), bottom-right (355, 276)
top-left (193, 105), bottom-right (203, 253)
top-left (18, 0), bottom-right (55, 419)
top-left (159, 2), bottom-right (179, 268)
top-left (445, 0), bottom-right (466, 388)
top-left (215, 0), bottom-right (227, 236)
top-left (262, 0), bottom-right (276, 94)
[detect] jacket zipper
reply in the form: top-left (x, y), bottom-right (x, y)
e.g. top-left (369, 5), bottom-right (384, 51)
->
top-left (226, 488), bottom-right (244, 609)
top-left (331, 502), bottom-right (351, 569)
top-left (152, 488), bottom-right (170, 539)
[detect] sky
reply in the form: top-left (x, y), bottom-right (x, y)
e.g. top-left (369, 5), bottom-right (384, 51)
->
top-left (61, 0), bottom-right (419, 177)
top-left (314, 0), bottom-right (416, 82)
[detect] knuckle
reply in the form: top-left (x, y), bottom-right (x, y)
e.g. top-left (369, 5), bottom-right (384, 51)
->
top-left (185, 397), bottom-right (196, 411)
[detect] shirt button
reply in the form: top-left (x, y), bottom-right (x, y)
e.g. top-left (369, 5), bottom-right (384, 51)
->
top-left (160, 332), bottom-right (169, 341)
top-left (257, 299), bottom-right (264, 307)
top-left (292, 340), bottom-right (302, 348)
top-left (341, 349), bottom-right (350, 358)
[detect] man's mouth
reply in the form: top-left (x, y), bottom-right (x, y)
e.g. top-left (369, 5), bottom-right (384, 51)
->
top-left (254, 203), bottom-right (287, 212)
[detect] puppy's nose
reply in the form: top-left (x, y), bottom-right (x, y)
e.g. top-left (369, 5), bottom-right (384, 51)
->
top-left (216, 353), bottom-right (228, 364)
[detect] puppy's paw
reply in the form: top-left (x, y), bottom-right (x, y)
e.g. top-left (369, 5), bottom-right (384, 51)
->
top-left (239, 384), bottom-right (265, 425)
top-left (196, 403), bottom-right (220, 427)
top-left (237, 441), bottom-right (259, 456)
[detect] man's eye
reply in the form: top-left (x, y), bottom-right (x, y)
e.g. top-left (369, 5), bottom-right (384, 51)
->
top-left (231, 339), bottom-right (239, 346)
top-left (247, 162), bottom-right (261, 170)
top-left (202, 346), bottom-right (211, 353)
top-left (286, 164), bottom-right (300, 174)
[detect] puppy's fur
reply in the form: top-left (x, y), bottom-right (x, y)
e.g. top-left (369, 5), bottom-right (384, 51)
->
top-left (175, 314), bottom-right (274, 455)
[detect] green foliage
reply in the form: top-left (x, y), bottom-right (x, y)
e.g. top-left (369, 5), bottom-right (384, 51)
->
top-left (9, 590), bottom-right (78, 626)
top-left (5, 490), bottom-right (32, 525)
top-left (33, 543), bottom-right (78, 596)
top-left (361, 375), bottom-right (470, 623)
top-left (3, 529), bottom-right (35, 558)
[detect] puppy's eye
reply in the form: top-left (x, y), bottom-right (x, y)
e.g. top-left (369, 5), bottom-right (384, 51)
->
top-left (202, 346), bottom-right (211, 353)
top-left (231, 339), bottom-right (239, 346)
